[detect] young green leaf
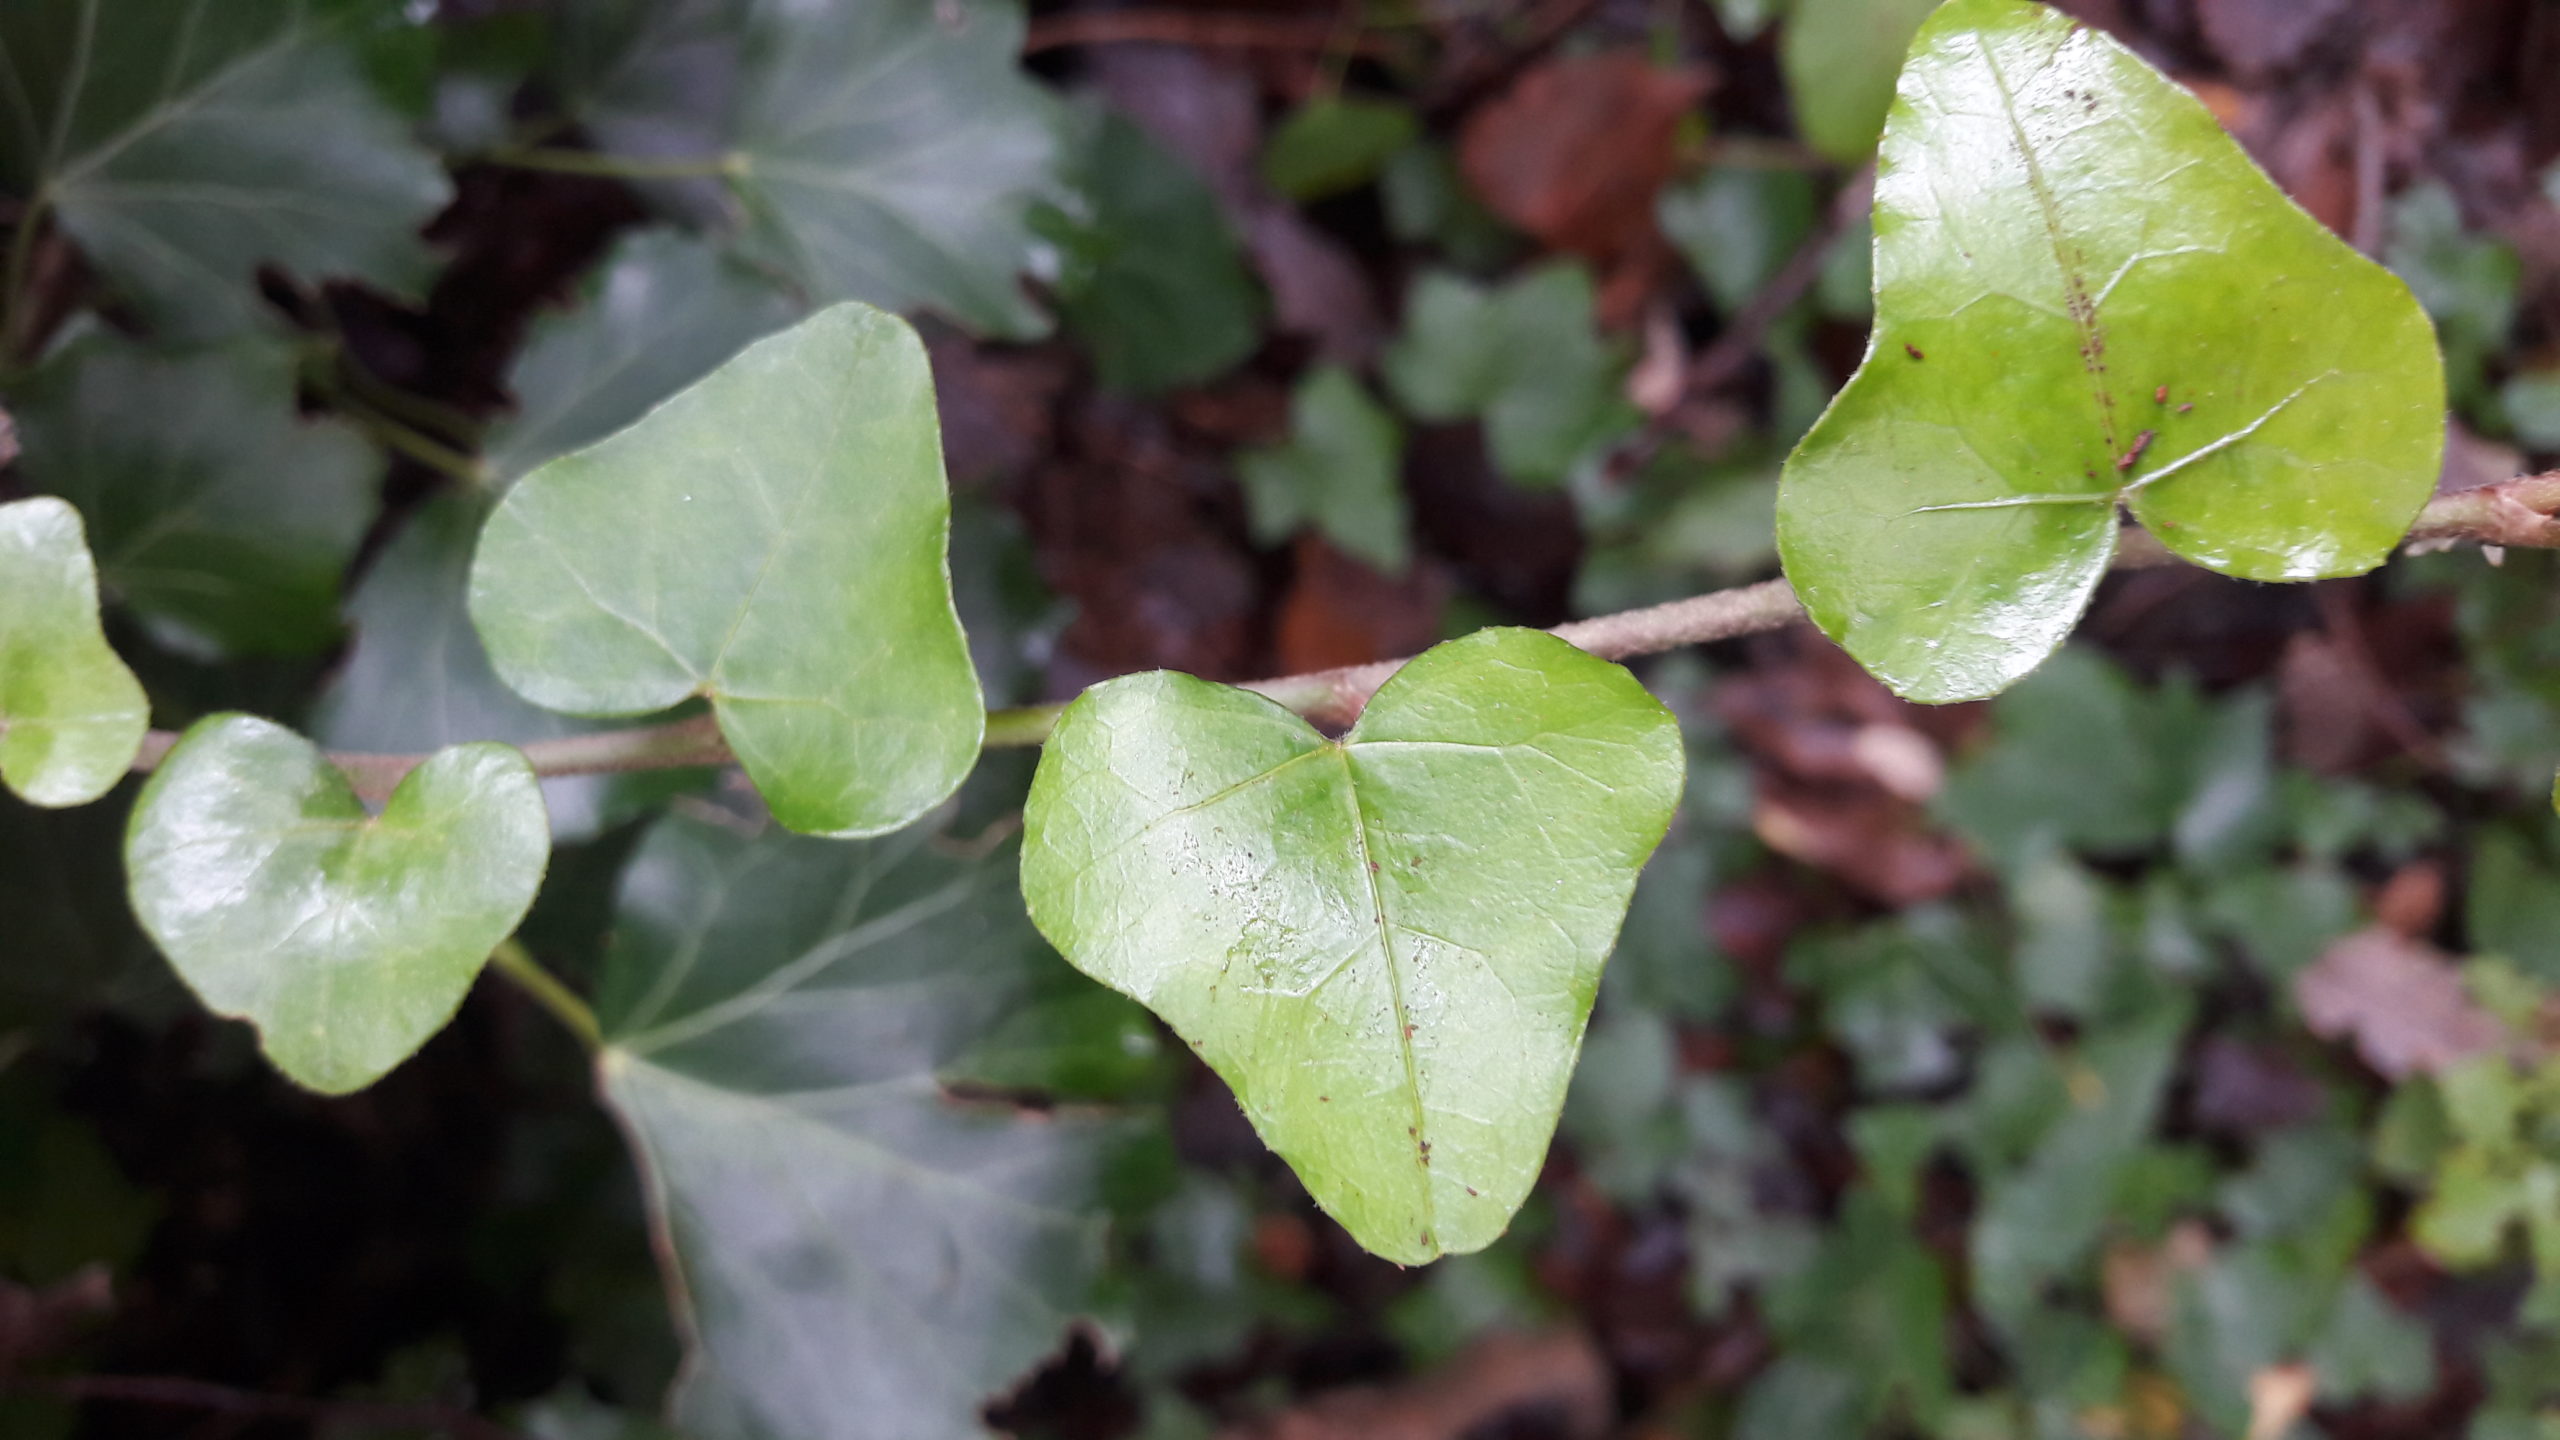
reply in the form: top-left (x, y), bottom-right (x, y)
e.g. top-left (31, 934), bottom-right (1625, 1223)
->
top-left (0, 0), bottom-right (450, 339)
top-left (594, 812), bottom-right (1137, 1440)
top-left (125, 716), bottom-right (549, 1095)
top-left (1048, 109), bottom-right (1263, 395)
top-left (484, 229), bottom-right (804, 486)
top-left (1383, 264), bottom-right (1637, 487)
top-left (1020, 628), bottom-right (1684, 1263)
top-left (315, 494), bottom-right (693, 842)
top-left (1237, 365), bottom-right (1409, 573)
top-left (0, 498), bottom-right (146, 808)
top-left (469, 302), bottom-right (984, 839)
top-left (9, 334), bottom-right (377, 657)
top-left (1776, 0), bottom-right (2445, 703)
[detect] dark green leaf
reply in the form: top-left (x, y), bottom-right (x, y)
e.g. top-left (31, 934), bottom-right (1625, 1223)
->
top-left (470, 303), bottom-right (984, 839)
top-left (125, 715), bottom-right (549, 1094)
top-left (1781, 0), bottom-right (1942, 162)
top-left (1237, 365), bottom-right (1408, 572)
top-left (1658, 167), bottom-right (1817, 311)
top-left (10, 334), bottom-right (376, 657)
top-left (1261, 96), bottom-right (1418, 202)
top-left (1777, 0), bottom-right (2444, 702)
top-left (0, 0), bottom-right (450, 338)
top-left (1047, 110), bottom-right (1261, 395)
top-left (594, 811), bottom-right (1134, 1440)
top-left (485, 228), bottom-right (803, 486)
top-left (727, 0), bottom-right (1060, 338)
top-left (1021, 628), bottom-right (1684, 1263)
top-left (0, 497), bottom-right (146, 806)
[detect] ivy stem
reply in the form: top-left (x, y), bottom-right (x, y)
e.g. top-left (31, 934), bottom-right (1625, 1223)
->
top-left (489, 937), bottom-right (603, 1053)
top-left (116, 481), bottom-right (2560, 785)
top-left (477, 147), bottom-right (742, 181)
top-left (1, 191), bottom-right (51, 365)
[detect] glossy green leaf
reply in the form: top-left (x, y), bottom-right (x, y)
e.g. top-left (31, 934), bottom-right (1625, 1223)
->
top-left (9, 334), bottom-right (377, 657)
top-left (470, 302), bottom-right (984, 839)
top-left (1262, 96), bottom-right (1418, 202)
top-left (124, 715), bottom-right (548, 1094)
top-left (1776, 0), bottom-right (2445, 703)
top-left (0, 498), bottom-right (146, 807)
top-left (727, 0), bottom-right (1059, 339)
top-left (1781, 0), bottom-right (1942, 162)
top-left (1020, 628), bottom-right (1684, 1263)
top-left (1383, 263), bottom-right (1637, 487)
top-left (485, 229), bottom-right (803, 486)
top-left (594, 811), bottom-right (1136, 1440)
top-left (315, 494), bottom-right (690, 842)
top-left (1047, 110), bottom-right (1262, 395)
top-left (0, 0), bottom-right (450, 339)
top-left (1237, 365), bottom-right (1408, 573)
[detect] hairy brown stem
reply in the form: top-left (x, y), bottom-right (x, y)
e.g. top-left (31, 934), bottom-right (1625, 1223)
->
top-left (121, 483), bottom-right (2560, 787)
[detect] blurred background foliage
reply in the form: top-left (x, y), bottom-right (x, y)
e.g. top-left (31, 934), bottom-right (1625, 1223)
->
top-left (8, 0), bottom-right (2560, 1437)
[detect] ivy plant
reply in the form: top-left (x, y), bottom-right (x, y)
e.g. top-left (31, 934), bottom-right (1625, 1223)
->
top-left (0, 0), bottom-right (2507, 1435)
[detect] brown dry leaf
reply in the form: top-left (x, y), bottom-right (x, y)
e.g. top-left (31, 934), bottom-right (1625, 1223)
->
top-left (2296, 926), bottom-right (2505, 1079)
top-left (1273, 536), bottom-right (1449, 674)
top-left (1247, 203), bottom-right (1384, 365)
top-left (2193, 1037), bottom-right (2329, 1134)
top-left (2374, 859), bottom-right (2447, 938)
top-left (1221, 1329), bottom-right (1610, 1440)
top-left (1753, 787), bottom-right (1970, 907)
top-left (2102, 1221), bottom-right (2215, 1344)
top-left (2194, 0), bottom-right (2352, 80)
top-left (1458, 52), bottom-right (1708, 268)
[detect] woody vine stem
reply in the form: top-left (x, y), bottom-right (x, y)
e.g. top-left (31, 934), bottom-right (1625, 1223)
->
top-left (121, 472), bottom-right (2560, 801)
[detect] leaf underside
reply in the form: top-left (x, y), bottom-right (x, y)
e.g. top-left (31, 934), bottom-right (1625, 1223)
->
top-left (1021, 628), bottom-right (1684, 1264)
top-left (1775, 0), bottom-right (2444, 703)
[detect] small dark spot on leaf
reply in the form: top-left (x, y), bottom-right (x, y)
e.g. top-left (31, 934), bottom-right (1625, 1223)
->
top-left (1403, 1023), bottom-right (1417, 1039)
top-left (2154, 385), bottom-right (2169, 404)
top-left (1903, 343), bottom-right (1925, 361)
top-left (1367, 860), bottom-right (1379, 874)
top-left (1320, 1095), bottom-right (1330, 1102)
top-left (1465, 1186), bottom-right (1479, 1197)
top-left (2179, 402), bottom-right (2194, 414)
top-left (2116, 429), bottom-right (2155, 473)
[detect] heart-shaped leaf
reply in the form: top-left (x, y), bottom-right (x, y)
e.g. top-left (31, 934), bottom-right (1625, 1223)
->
top-left (596, 810), bottom-right (1147, 1440)
top-left (125, 716), bottom-right (549, 1094)
top-left (0, 0), bottom-right (451, 340)
top-left (1020, 627), bottom-right (1684, 1263)
top-left (1775, 0), bottom-right (2444, 703)
top-left (469, 302), bottom-right (985, 839)
top-left (0, 498), bottom-right (146, 807)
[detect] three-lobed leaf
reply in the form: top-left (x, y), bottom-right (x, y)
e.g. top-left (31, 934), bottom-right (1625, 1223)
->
top-left (0, 498), bottom-right (147, 808)
top-left (9, 334), bottom-right (378, 658)
top-left (1237, 365), bottom-right (1409, 574)
top-left (470, 302), bottom-right (984, 839)
top-left (125, 715), bottom-right (549, 1094)
top-left (595, 811), bottom-right (1139, 1440)
top-left (0, 0), bottom-right (451, 339)
top-left (1383, 263), bottom-right (1636, 487)
top-left (1021, 628), bottom-right (1684, 1263)
top-left (1776, 0), bottom-right (2444, 703)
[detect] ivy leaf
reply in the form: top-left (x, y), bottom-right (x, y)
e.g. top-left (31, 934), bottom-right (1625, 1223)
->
top-left (594, 811), bottom-right (1136, 1440)
top-left (470, 302), bottom-right (984, 839)
top-left (485, 229), bottom-right (803, 485)
top-left (727, 0), bottom-right (1059, 339)
top-left (124, 715), bottom-right (548, 1094)
top-left (1382, 263), bottom-right (1636, 487)
top-left (1775, 0), bottom-right (2444, 703)
top-left (0, 0), bottom-right (451, 339)
top-left (1237, 365), bottom-right (1408, 573)
top-left (1046, 110), bottom-right (1262, 396)
top-left (1262, 96), bottom-right (1418, 202)
top-left (314, 494), bottom-right (692, 842)
top-left (0, 498), bottom-right (147, 807)
top-left (9, 334), bottom-right (377, 657)
top-left (1020, 628), bottom-right (1684, 1263)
